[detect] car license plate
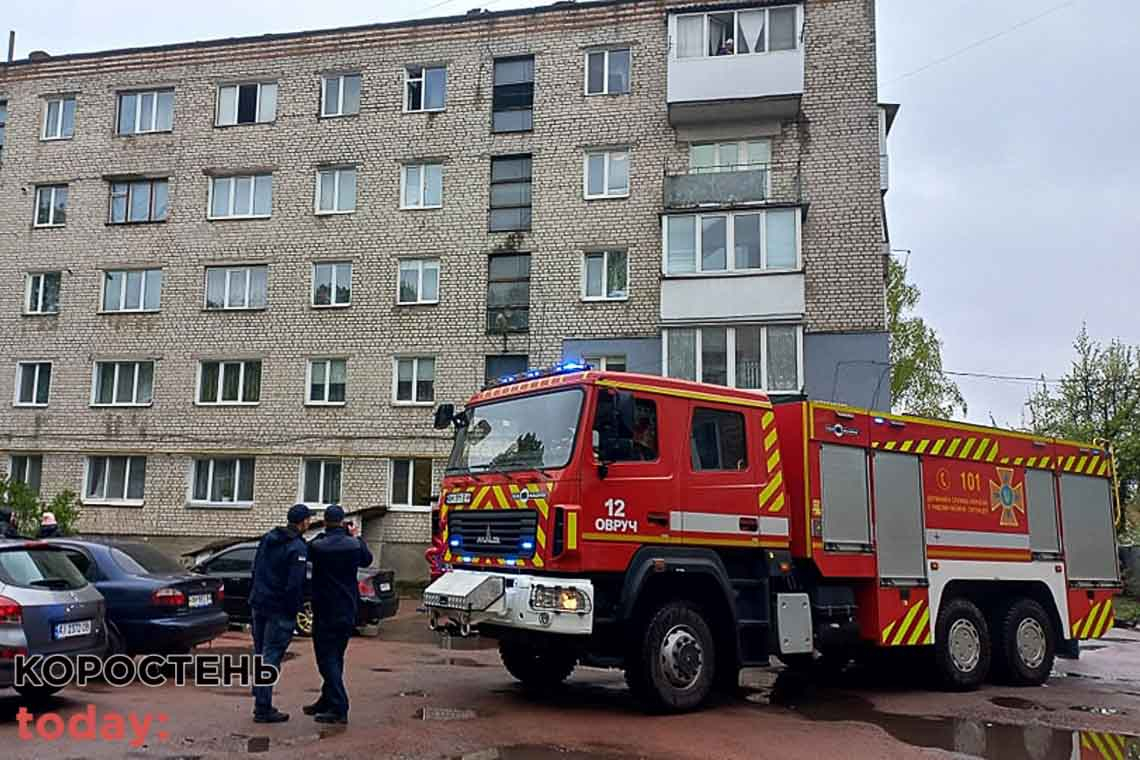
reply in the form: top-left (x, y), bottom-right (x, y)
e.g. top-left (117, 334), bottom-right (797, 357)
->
top-left (54, 619), bottom-right (92, 640)
top-left (379, 582), bottom-right (392, 592)
top-left (188, 593), bottom-right (212, 608)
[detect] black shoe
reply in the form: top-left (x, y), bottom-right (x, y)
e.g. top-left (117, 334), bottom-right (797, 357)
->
top-left (313, 712), bottom-right (348, 724)
top-left (253, 709), bottom-right (290, 724)
top-left (302, 701), bottom-right (326, 716)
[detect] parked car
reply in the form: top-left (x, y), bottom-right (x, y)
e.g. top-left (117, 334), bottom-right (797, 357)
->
top-left (0, 539), bottom-right (107, 699)
top-left (191, 540), bottom-right (398, 636)
top-left (49, 538), bottom-right (228, 655)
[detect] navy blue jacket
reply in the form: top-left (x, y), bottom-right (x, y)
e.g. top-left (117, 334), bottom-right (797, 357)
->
top-left (308, 527), bottom-right (373, 628)
top-left (249, 526), bottom-right (308, 619)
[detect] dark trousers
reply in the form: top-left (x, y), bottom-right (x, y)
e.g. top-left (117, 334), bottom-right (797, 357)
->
top-left (312, 619), bottom-right (353, 718)
top-left (252, 610), bottom-right (295, 715)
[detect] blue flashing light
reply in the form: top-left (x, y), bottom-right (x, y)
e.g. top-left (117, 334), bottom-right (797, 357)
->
top-left (521, 540), bottom-right (535, 551)
top-left (449, 537), bottom-right (461, 548)
top-left (556, 360), bottom-right (588, 372)
top-left (485, 359), bottom-right (595, 389)
top-left (873, 417), bottom-right (885, 424)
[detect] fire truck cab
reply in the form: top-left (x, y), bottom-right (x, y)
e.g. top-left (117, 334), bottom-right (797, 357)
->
top-left (423, 366), bottom-right (1121, 712)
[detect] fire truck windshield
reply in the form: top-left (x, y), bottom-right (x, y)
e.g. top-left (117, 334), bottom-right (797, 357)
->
top-left (447, 388), bottom-right (584, 474)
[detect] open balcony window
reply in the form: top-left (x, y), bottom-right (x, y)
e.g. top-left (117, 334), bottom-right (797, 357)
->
top-left (675, 6), bottom-right (799, 59)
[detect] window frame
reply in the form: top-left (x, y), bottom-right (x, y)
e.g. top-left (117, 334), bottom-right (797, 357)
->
top-left (203, 265), bottom-right (268, 311)
top-left (24, 272), bottom-right (61, 316)
top-left (662, 324), bottom-right (803, 392)
top-left (584, 47), bottom-right (632, 96)
top-left (673, 5), bottom-right (801, 60)
top-left (311, 261), bottom-right (353, 308)
top-left (489, 154), bottom-right (533, 232)
top-left (33, 185), bottom-right (68, 228)
top-left (583, 149), bottom-right (630, 200)
top-left (8, 454), bottom-right (43, 495)
top-left (13, 361), bottom-right (52, 408)
top-left (83, 455), bottom-right (147, 506)
top-left (41, 95), bottom-right (76, 140)
top-left (582, 355), bottom-right (627, 372)
top-left (688, 139), bottom-right (772, 178)
top-left (115, 89), bottom-right (175, 135)
top-left (581, 249), bottom-right (630, 301)
top-left (215, 82), bottom-right (277, 126)
top-left (392, 356), bottom-right (436, 406)
top-left (306, 358), bottom-right (348, 406)
top-left (188, 457), bottom-right (256, 508)
top-left (100, 268), bottom-right (163, 314)
top-left (299, 458), bottom-right (343, 507)
top-left (662, 208), bottom-right (801, 275)
top-left (400, 162), bottom-right (444, 210)
top-left (689, 406), bottom-right (750, 472)
top-left (491, 55), bottom-right (535, 134)
top-left (320, 73), bottom-right (362, 118)
top-left (90, 360), bottom-right (156, 407)
top-left (396, 258), bottom-right (441, 305)
top-left (388, 457), bottom-right (434, 512)
top-left (195, 360), bottom-right (262, 406)
top-left (108, 177), bottom-right (169, 224)
top-left (486, 253), bottom-right (531, 333)
top-left (314, 166), bottom-right (358, 215)
top-left (207, 174), bottom-right (273, 220)
top-left (404, 65), bottom-right (447, 113)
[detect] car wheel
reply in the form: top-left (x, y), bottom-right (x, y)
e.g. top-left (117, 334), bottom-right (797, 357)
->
top-left (295, 601), bottom-right (314, 638)
top-left (993, 598), bottom-right (1055, 686)
top-left (499, 641), bottom-right (577, 691)
top-left (934, 597), bottom-right (991, 690)
top-left (106, 622), bottom-right (127, 657)
top-left (14, 684), bottom-right (64, 701)
top-left (627, 600), bottom-right (716, 712)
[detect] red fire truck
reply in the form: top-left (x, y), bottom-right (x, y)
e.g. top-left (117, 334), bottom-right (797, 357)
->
top-left (423, 366), bottom-right (1121, 711)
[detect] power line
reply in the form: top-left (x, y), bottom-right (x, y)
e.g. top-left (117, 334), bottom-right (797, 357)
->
top-left (886, 0), bottom-right (1080, 86)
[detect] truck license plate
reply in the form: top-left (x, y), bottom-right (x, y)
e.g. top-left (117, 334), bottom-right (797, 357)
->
top-left (378, 582), bottom-right (392, 592)
top-left (188, 593), bottom-right (212, 608)
top-left (54, 619), bottom-right (92, 639)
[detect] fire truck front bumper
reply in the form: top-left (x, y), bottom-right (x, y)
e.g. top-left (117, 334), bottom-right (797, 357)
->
top-left (423, 570), bottom-right (594, 637)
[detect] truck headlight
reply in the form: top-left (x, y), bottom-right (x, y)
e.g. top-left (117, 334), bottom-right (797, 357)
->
top-left (530, 585), bottom-right (591, 614)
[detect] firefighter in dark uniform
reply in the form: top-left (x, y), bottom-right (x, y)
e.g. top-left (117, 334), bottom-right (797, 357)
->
top-left (304, 504), bottom-right (373, 724)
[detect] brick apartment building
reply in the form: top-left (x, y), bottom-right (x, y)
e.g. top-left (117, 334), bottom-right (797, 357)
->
top-left (0, 0), bottom-right (893, 579)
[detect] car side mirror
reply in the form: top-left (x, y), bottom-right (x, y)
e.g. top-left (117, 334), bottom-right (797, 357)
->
top-left (433, 403), bottom-right (456, 429)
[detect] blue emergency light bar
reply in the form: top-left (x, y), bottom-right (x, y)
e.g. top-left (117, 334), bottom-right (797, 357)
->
top-left (484, 360), bottom-right (591, 389)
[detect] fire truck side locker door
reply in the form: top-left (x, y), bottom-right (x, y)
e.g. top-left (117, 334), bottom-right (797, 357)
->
top-left (1059, 474), bottom-right (1119, 584)
top-left (1025, 469), bottom-right (1061, 556)
top-left (872, 452), bottom-right (927, 583)
top-left (820, 443), bottom-right (872, 551)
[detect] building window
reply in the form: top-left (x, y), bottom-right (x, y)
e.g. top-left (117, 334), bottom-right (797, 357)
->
top-left (9, 454), bottom-right (43, 495)
top-left (492, 56), bottom-right (534, 133)
top-left (582, 250), bottom-right (628, 300)
top-left (390, 458), bottom-right (432, 509)
top-left (675, 6), bottom-right (799, 59)
top-left (690, 139), bottom-right (770, 174)
top-left (690, 408), bottom-right (748, 471)
top-left (85, 456), bottom-right (147, 504)
top-left (34, 185), bottom-right (68, 227)
top-left (14, 362), bottom-right (52, 407)
top-left (197, 360), bottom-right (261, 405)
top-left (42, 95), bottom-right (76, 140)
top-left (92, 361), bottom-right (155, 406)
top-left (321, 73), bottom-right (361, 118)
top-left (0, 100), bottom-right (7, 158)
top-left (585, 48), bottom-right (631, 95)
top-left (25, 272), bottom-right (61, 315)
top-left (216, 82), bottom-right (277, 126)
top-left (664, 209), bottom-right (798, 274)
top-left (209, 175), bottom-right (272, 219)
top-left (394, 357), bottom-right (435, 404)
top-left (485, 354), bottom-right (528, 385)
top-left (116, 89), bottom-right (174, 135)
top-left (316, 167), bottom-right (357, 214)
top-left (487, 253), bottom-right (530, 333)
top-left (205, 265), bottom-right (267, 310)
top-left (401, 163), bottom-right (443, 209)
top-left (109, 178), bottom-right (169, 223)
top-left (102, 269), bottom-right (162, 313)
top-left (583, 355), bottom-right (627, 372)
top-left (191, 457), bottom-right (255, 506)
top-left (307, 359), bottom-right (347, 405)
top-left (405, 66), bottom-right (446, 112)
top-left (398, 258), bottom-right (440, 305)
top-left (301, 459), bottom-right (341, 506)
top-left (489, 155), bottom-right (532, 232)
top-left (664, 325), bottom-right (801, 391)
top-left (584, 150), bottom-right (629, 199)
top-left (312, 262), bottom-right (352, 307)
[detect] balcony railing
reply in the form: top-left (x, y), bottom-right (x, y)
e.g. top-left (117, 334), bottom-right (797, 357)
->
top-left (664, 163), bottom-right (770, 209)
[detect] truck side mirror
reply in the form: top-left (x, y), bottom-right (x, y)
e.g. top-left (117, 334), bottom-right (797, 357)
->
top-left (433, 403), bottom-right (456, 429)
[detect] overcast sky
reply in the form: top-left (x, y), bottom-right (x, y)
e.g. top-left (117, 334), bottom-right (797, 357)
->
top-left (6, 0), bottom-right (1137, 426)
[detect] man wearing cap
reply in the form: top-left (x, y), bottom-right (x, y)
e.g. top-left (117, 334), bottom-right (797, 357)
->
top-left (248, 503), bottom-right (312, 723)
top-left (304, 505), bottom-right (373, 724)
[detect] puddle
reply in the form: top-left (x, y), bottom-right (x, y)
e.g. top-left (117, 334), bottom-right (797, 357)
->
top-left (246, 736), bottom-right (270, 753)
top-left (1070, 705), bottom-right (1124, 716)
top-left (370, 667), bottom-right (394, 673)
top-left (418, 706), bottom-right (478, 721)
top-left (990, 696), bottom-right (1052, 711)
top-left (457, 745), bottom-right (649, 760)
top-left (417, 656), bottom-right (489, 668)
top-left (398, 689), bottom-right (429, 698)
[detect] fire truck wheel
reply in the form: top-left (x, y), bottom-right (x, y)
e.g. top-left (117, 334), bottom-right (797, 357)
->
top-left (499, 641), bottom-right (577, 691)
top-left (993, 598), bottom-right (1055, 686)
top-left (629, 601), bottom-right (716, 712)
top-left (934, 597), bottom-right (991, 690)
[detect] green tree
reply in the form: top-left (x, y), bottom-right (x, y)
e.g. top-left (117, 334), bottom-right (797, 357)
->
top-left (0, 478), bottom-right (81, 537)
top-left (888, 257), bottom-right (967, 419)
top-left (1026, 327), bottom-right (1140, 530)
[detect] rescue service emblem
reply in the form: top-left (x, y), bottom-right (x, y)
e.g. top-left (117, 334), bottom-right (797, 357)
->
top-left (989, 467), bottom-right (1025, 527)
top-left (476, 525), bottom-right (502, 545)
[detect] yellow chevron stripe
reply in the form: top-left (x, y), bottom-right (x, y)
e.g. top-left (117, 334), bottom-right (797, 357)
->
top-left (535, 526), bottom-right (546, 549)
top-left (767, 449), bottom-right (781, 472)
top-left (473, 485), bottom-right (489, 508)
top-left (496, 486), bottom-right (512, 509)
top-left (972, 439), bottom-right (989, 461)
top-left (959, 438), bottom-right (976, 459)
top-left (1098, 460), bottom-right (1109, 476)
top-left (871, 441), bottom-right (880, 448)
top-left (1080, 602), bottom-right (1101, 638)
top-left (757, 472), bottom-right (784, 508)
top-left (765, 429), bottom-right (779, 451)
top-left (881, 621), bottom-right (896, 644)
top-left (945, 438), bottom-right (962, 458)
top-left (762, 411), bottom-right (775, 428)
top-left (1026, 457), bottom-right (1037, 467)
top-left (884, 441), bottom-right (897, 450)
top-left (987, 443), bottom-right (999, 462)
top-left (1076, 456), bottom-right (1088, 473)
top-left (915, 439), bottom-right (930, 454)
top-left (768, 493), bottom-right (786, 514)
top-left (924, 629), bottom-right (934, 645)
top-left (1072, 617), bottom-right (1082, 637)
top-left (1000, 457), bottom-right (1010, 464)
top-left (532, 554), bottom-right (544, 568)
top-left (1065, 455), bottom-right (1076, 471)
top-left (1104, 733), bottom-right (1126, 760)
top-left (931, 439), bottom-right (946, 456)
top-left (1014, 457), bottom-right (1024, 466)
top-left (1087, 732), bottom-right (1116, 760)
top-left (900, 440), bottom-right (913, 452)
top-left (907, 608), bottom-right (931, 646)
top-left (892, 601), bottom-right (925, 646)
top-left (566, 511), bottom-right (578, 551)
top-left (1040, 456), bottom-right (1050, 467)
top-left (534, 498), bottom-right (550, 519)
top-left (1093, 600), bottom-right (1113, 638)
top-left (1086, 456), bottom-right (1099, 474)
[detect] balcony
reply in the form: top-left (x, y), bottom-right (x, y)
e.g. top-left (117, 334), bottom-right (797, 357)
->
top-left (660, 272), bottom-right (805, 324)
top-left (664, 164), bottom-right (769, 209)
top-left (666, 5), bottom-right (804, 127)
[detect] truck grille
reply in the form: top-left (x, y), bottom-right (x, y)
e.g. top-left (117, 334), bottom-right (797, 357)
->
top-left (448, 509), bottom-right (539, 557)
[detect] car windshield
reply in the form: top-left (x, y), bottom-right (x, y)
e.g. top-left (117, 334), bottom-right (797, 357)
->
top-left (448, 388), bottom-right (584, 473)
top-left (0, 547), bottom-right (88, 590)
top-left (110, 543), bottom-right (185, 575)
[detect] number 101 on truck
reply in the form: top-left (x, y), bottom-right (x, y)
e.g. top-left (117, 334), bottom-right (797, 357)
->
top-left (422, 363), bottom-right (1122, 712)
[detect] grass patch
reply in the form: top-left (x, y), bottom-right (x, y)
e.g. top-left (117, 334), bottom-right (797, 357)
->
top-left (1116, 596), bottom-right (1140, 625)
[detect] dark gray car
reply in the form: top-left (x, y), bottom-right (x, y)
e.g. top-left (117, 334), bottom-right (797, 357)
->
top-left (0, 539), bottom-right (107, 698)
